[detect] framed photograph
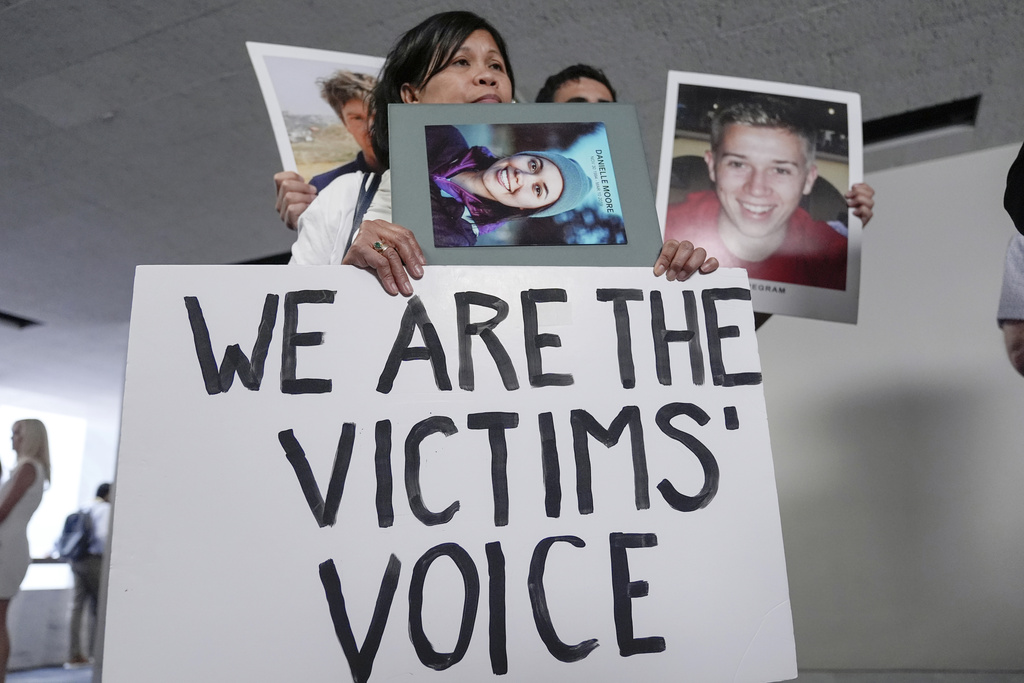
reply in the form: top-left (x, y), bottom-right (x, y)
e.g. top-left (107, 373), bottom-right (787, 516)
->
top-left (391, 103), bottom-right (665, 267)
top-left (656, 72), bottom-right (863, 323)
top-left (246, 42), bottom-right (383, 183)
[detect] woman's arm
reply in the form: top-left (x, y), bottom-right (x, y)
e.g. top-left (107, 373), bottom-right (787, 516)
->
top-left (0, 463), bottom-right (37, 525)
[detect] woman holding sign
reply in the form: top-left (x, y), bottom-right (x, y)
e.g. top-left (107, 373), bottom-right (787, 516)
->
top-left (0, 419), bottom-right (50, 682)
top-left (298, 10), bottom-right (718, 292)
top-left (295, 11), bottom-right (516, 274)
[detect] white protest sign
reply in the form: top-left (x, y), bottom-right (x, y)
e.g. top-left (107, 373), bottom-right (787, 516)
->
top-left (104, 265), bottom-right (796, 683)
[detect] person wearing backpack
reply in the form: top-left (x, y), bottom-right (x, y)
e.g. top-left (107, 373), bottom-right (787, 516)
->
top-left (66, 482), bottom-right (111, 667)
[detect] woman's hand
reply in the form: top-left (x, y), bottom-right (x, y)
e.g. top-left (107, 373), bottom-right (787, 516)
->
top-left (274, 171), bottom-right (318, 231)
top-left (653, 240), bottom-right (719, 282)
top-left (342, 219), bottom-right (427, 296)
top-left (846, 182), bottom-right (875, 226)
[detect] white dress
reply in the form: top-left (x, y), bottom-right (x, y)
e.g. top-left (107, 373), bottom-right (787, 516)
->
top-left (0, 460), bottom-right (45, 598)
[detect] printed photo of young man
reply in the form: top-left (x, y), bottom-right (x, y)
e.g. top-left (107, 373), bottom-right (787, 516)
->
top-left (665, 95), bottom-right (862, 290)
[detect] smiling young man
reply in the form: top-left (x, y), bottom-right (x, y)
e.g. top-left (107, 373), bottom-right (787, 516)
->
top-left (664, 98), bottom-right (867, 290)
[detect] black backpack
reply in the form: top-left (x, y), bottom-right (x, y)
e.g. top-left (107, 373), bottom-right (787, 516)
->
top-left (56, 509), bottom-right (93, 561)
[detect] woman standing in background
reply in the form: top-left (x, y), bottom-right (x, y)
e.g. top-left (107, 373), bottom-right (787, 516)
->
top-left (0, 419), bottom-right (50, 682)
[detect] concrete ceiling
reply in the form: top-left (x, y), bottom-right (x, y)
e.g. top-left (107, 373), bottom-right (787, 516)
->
top-left (1, 0), bottom-right (1022, 417)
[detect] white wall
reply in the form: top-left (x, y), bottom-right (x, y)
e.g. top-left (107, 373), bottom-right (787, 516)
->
top-left (759, 142), bottom-right (1024, 669)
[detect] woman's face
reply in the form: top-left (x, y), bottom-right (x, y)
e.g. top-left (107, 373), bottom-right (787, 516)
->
top-left (480, 154), bottom-right (564, 211)
top-left (401, 29), bottom-right (512, 105)
top-left (11, 422), bottom-right (24, 453)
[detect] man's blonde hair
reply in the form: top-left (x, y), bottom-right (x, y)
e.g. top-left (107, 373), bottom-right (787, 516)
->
top-left (318, 70), bottom-right (376, 117)
top-left (710, 97), bottom-right (817, 167)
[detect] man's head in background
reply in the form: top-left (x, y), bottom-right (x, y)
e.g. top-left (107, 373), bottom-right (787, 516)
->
top-left (535, 64), bottom-right (616, 103)
top-left (318, 70), bottom-right (378, 168)
top-left (705, 98), bottom-right (819, 259)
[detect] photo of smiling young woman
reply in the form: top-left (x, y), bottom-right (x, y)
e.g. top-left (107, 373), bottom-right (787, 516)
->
top-left (424, 121), bottom-right (626, 247)
top-left (477, 153), bottom-right (565, 210)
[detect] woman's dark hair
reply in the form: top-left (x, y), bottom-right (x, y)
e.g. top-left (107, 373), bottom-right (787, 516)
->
top-left (369, 11), bottom-right (515, 169)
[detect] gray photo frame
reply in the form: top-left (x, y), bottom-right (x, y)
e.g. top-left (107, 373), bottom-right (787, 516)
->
top-left (390, 103), bottom-right (664, 267)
